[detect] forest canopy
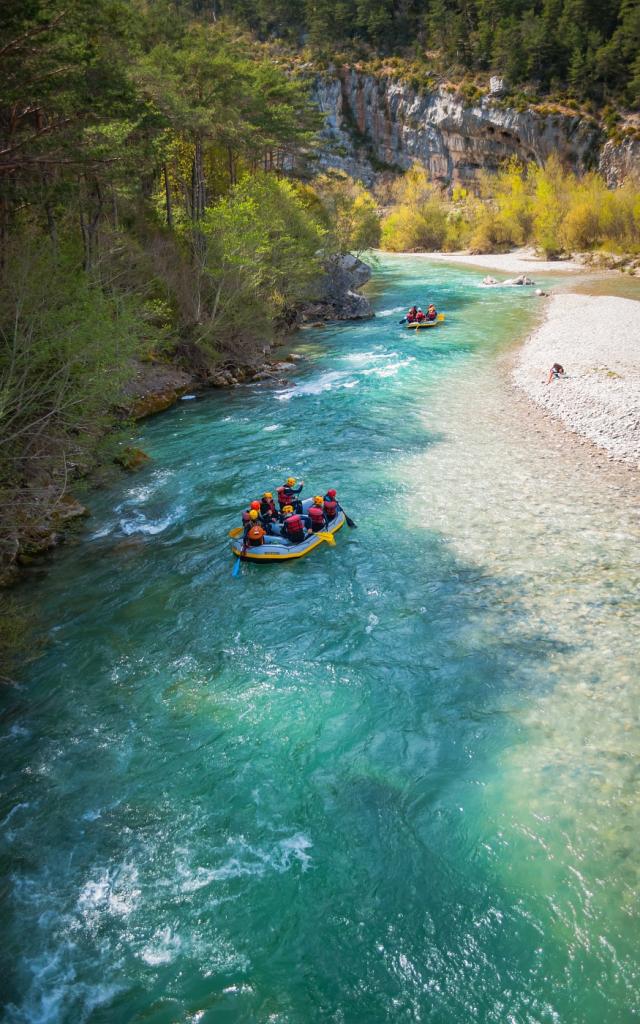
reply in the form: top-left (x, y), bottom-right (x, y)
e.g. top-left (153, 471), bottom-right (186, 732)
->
top-left (209, 0), bottom-right (640, 104)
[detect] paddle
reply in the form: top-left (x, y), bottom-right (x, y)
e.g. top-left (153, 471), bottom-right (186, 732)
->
top-left (232, 555), bottom-right (241, 577)
top-left (336, 502), bottom-right (357, 529)
top-left (317, 531), bottom-right (336, 547)
top-left (228, 525), bottom-right (243, 538)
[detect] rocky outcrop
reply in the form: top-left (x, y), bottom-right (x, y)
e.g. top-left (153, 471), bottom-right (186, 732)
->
top-left (122, 361), bottom-right (195, 419)
top-left (314, 69), bottom-right (606, 188)
top-left (599, 136), bottom-right (640, 187)
top-left (299, 253), bottom-right (373, 322)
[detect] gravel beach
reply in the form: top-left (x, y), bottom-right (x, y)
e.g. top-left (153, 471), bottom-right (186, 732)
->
top-left (416, 247), bottom-right (586, 275)
top-left (512, 293), bottom-right (640, 467)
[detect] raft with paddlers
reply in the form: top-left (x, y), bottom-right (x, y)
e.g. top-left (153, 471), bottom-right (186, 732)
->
top-left (230, 498), bottom-right (346, 562)
top-left (406, 314), bottom-right (445, 329)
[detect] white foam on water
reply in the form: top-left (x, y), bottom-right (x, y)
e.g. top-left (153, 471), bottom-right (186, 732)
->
top-left (140, 927), bottom-right (182, 966)
top-left (177, 832), bottom-right (313, 892)
top-left (263, 424), bottom-right (280, 431)
top-left (119, 505), bottom-right (185, 536)
top-left (342, 350), bottom-right (391, 366)
top-left (377, 306), bottom-right (406, 317)
top-left (277, 833), bottom-right (313, 871)
top-left (1, 802), bottom-right (30, 829)
top-left (77, 864), bottom-right (140, 922)
top-left (274, 370), bottom-right (359, 401)
top-left (4, 945), bottom-right (122, 1024)
top-left (0, 723), bottom-right (30, 742)
top-left (362, 357), bottom-right (415, 378)
top-left (365, 613), bottom-right (380, 635)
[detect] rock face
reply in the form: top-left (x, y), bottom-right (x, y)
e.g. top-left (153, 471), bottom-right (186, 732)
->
top-left (599, 136), bottom-right (640, 187)
top-left (299, 253), bottom-right (374, 322)
top-left (123, 361), bottom-right (195, 419)
top-left (314, 69), bottom-right (605, 188)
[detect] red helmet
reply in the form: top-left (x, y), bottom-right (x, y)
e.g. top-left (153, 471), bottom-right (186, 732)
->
top-left (326, 489), bottom-right (337, 498)
top-left (250, 500), bottom-right (260, 510)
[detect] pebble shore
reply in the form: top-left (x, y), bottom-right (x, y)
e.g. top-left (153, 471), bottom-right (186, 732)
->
top-left (512, 293), bottom-right (640, 467)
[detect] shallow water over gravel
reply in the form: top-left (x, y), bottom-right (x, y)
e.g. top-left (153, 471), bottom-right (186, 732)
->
top-left (2, 256), bottom-right (639, 1024)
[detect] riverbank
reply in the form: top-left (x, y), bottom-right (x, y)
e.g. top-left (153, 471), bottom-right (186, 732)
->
top-left (415, 247), bottom-right (640, 467)
top-left (414, 247), bottom-right (587, 275)
top-left (512, 293), bottom-right (640, 467)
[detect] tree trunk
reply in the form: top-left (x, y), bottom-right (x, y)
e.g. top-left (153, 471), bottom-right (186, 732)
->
top-left (79, 176), bottom-right (103, 273)
top-left (163, 163), bottom-right (174, 230)
top-left (191, 137), bottom-right (206, 222)
top-left (227, 146), bottom-right (236, 187)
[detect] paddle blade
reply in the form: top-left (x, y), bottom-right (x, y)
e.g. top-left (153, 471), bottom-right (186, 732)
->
top-left (232, 556), bottom-right (241, 577)
top-left (345, 515), bottom-right (357, 528)
top-left (228, 526), bottom-right (243, 538)
top-left (317, 531), bottom-right (336, 546)
top-left (437, 313), bottom-right (445, 321)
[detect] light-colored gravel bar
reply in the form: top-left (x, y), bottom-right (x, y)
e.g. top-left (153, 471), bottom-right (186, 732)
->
top-left (512, 293), bottom-right (640, 467)
top-left (415, 247), bottom-right (586, 275)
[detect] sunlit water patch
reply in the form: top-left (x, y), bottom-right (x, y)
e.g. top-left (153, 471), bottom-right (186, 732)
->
top-left (1, 256), bottom-right (639, 1023)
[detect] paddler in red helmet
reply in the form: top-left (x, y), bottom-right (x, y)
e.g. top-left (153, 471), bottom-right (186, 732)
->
top-left (323, 489), bottom-right (339, 521)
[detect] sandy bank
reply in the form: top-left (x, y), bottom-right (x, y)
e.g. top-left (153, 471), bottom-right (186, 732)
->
top-left (512, 293), bottom-right (640, 467)
top-left (416, 247), bottom-right (586, 275)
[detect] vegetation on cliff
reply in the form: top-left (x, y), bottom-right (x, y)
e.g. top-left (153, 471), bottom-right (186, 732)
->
top-left (381, 161), bottom-right (640, 258)
top-left (214, 0), bottom-right (640, 106)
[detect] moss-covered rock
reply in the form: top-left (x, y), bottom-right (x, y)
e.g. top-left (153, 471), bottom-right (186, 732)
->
top-left (115, 447), bottom-right (151, 472)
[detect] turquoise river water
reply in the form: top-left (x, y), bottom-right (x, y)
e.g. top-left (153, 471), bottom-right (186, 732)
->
top-left (2, 256), bottom-right (640, 1024)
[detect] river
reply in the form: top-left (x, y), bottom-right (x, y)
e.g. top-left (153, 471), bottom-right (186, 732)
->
top-left (2, 256), bottom-right (639, 1023)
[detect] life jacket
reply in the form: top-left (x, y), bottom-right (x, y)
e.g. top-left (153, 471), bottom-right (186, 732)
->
top-left (308, 505), bottom-right (325, 530)
top-left (416, 312), bottom-right (426, 321)
top-left (283, 513), bottom-right (304, 540)
top-left (277, 486), bottom-right (290, 508)
top-left (323, 499), bottom-right (338, 519)
top-left (247, 524), bottom-right (265, 546)
top-left (427, 309), bottom-right (436, 320)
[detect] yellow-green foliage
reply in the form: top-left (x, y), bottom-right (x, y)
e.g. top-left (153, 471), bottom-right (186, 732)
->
top-left (382, 158), bottom-right (640, 257)
top-left (381, 168), bottom-right (449, 251)
top-left (313, 172), bottom-right (381, 253)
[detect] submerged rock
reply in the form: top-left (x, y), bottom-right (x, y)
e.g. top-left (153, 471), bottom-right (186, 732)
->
top-left (503, 274), bottom-right (536, 286)
top-left (115, 447), bottom-right (150, 472)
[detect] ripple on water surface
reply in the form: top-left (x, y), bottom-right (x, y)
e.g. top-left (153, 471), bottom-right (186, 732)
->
top-left (1, 257), bottom-right (639, 1024)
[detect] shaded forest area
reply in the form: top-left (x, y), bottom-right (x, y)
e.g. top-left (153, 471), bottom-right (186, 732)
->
top-left (0, 0), bottom-right (379, 587)
top-left (212, 0), bottom-right (640, 104)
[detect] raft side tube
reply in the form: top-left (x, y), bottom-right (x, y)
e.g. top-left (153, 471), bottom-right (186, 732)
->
top-left (232, 506), bottom-right (346, 561)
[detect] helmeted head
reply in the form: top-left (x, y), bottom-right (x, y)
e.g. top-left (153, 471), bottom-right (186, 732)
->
top-left (428, 303), bottom-right (435, 310)
top-left (249, 509), bottom-right (259, 520)
top-left (263, 492), bottom-right (272, 499)
top-left (286, 477), bottom-right (296, 486)
top-left (283, 505), bottom-right (294, 515)
top-left (250, 500), bottom-right (260, 510)
top-left (417, 308), bottom-right (422, 313)
top-left (326, 489), bottom-right (337, 499)
top-left (313, 495), bottom-right (323, 505)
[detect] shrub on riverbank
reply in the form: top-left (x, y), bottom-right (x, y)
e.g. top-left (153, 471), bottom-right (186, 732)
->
top-left (381, 158), bottom-right (640, 258)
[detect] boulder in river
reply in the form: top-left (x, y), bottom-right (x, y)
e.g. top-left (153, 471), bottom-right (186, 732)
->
top-left (300, 253), bottom-right (374, 322)
top-left (503, 274), bottom-right (536, 286)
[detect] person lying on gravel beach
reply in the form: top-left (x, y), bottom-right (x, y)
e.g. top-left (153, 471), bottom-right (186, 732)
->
top-left (547, 362), bottom-right (566, 384)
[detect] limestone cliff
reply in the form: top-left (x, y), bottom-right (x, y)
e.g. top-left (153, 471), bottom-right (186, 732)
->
top-left (313, 68), bottom-right (637, 188)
